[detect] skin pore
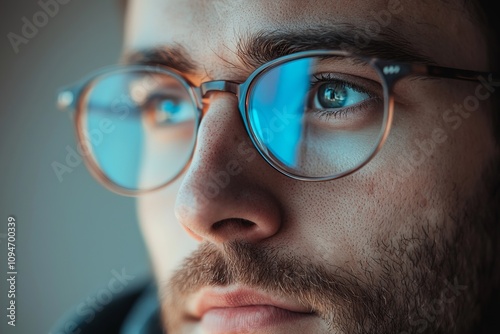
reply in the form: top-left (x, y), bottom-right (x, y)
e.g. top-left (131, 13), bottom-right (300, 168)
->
top-left (124, 0), bottom-right (500, 333)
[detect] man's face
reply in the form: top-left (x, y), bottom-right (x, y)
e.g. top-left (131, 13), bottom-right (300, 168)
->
top-left (125, 0), bottom-right (499, 333)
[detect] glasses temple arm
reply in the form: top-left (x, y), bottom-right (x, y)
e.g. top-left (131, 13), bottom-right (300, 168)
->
top-left (420, 64), bottom-right (500, 87)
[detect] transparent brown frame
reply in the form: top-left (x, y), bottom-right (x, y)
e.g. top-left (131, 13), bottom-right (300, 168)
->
top-left (58, 50), bottom-right (500, 196)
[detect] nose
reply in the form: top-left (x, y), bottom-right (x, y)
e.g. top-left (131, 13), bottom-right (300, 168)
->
top-left (174, 92), bottom-right (283, 245)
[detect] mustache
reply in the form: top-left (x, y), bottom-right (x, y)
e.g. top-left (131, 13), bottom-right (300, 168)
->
top-left (164, 241), bottom-right (399, 332)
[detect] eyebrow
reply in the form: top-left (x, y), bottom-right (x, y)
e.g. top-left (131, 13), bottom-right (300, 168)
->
top-left (123, 45), bottom-right (198, 73)
top-left (123, 23), bottom-right (435, 76)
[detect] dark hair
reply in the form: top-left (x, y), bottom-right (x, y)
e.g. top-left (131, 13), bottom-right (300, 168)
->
top-left (471, 0), bottom-right (500, 142)
top-left (472, 0), bottom-right (499, 69)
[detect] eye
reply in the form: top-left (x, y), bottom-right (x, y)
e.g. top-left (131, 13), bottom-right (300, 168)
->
top-left (305, 73), bottom-right (383, 128)
top-left (313, 81), bottom-right (371, 111)
top-left (144, 94), bottom-right (195, 126)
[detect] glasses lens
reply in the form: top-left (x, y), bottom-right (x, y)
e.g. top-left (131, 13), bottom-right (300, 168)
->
top-left (247, 55), bottom-right (387, 179)
top-left (79, 68), bottom-right (197, 192)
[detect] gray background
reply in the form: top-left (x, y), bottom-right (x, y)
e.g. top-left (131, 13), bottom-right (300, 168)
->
top-left (0, 1), bottom-right (151, 333)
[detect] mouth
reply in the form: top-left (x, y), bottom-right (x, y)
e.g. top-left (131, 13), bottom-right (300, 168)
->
top-left (188, 286), bottom-right (315, 333)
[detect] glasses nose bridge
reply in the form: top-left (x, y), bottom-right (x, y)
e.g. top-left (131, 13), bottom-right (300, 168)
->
top-left (199, 80), bottom-right (241, 99)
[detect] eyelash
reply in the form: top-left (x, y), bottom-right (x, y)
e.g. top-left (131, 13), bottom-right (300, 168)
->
top-left (309, 73), bottom-right (376, 119)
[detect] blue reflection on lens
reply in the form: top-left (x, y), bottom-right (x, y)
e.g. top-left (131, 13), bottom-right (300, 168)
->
top-left (250, 58), bottom-right (312, 168)
top-left (87, 75), bottom-right (144, 189)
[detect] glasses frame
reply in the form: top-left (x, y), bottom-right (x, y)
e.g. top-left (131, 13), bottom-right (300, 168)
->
top-left (58, 49), bottom-right (500, 196)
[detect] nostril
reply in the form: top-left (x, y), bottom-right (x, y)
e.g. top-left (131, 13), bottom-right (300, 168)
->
top-left (212, 218), bottom-right (256, 232)
top-left (209, 218), bottom-right (260, 243)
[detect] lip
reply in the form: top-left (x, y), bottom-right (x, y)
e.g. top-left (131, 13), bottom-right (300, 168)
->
top-left (188, 286), bottom-right (314, 333)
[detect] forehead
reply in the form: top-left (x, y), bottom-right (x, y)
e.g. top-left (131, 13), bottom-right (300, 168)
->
top-left (124, 0), bottom-right (487, 71)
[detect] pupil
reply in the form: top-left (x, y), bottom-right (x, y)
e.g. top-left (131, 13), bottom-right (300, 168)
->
top-left (155, 100), bottom-right (180, 123)
top-left (319, 83), bottom-right (347, 108)
top-left (161, 100), bottom-right (180, 114)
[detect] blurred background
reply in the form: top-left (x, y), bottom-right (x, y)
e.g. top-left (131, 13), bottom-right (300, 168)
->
top-left (0, 1), bottom-right (151, 333)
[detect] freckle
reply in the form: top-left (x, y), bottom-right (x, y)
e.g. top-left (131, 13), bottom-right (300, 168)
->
top-left (367, 181), bottom-right (375, 195)
top-left (419, 196), bottom-right (428, 208)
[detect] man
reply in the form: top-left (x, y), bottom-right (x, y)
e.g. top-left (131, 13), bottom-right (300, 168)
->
top-left (54, 0), bottom-right (499, 333)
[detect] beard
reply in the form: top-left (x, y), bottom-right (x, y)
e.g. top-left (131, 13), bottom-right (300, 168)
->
top-left (161, 157), bottom-right (500, 334)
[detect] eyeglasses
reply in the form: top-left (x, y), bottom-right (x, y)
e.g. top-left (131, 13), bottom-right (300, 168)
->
top-left (57, 50), bottom-right (499, 196)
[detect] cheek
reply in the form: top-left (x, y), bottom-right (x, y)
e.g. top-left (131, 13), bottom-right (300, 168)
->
top-left (137, 176), bottom-right (198, 281)
top-left (274, 83), bottom-right (491, 271)
top-left (274, 176), bottom-right (390, 271)
top-left (383, 80), bottom-right (494, 205)
top-left (274, 164), bottom-right (436, 280)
